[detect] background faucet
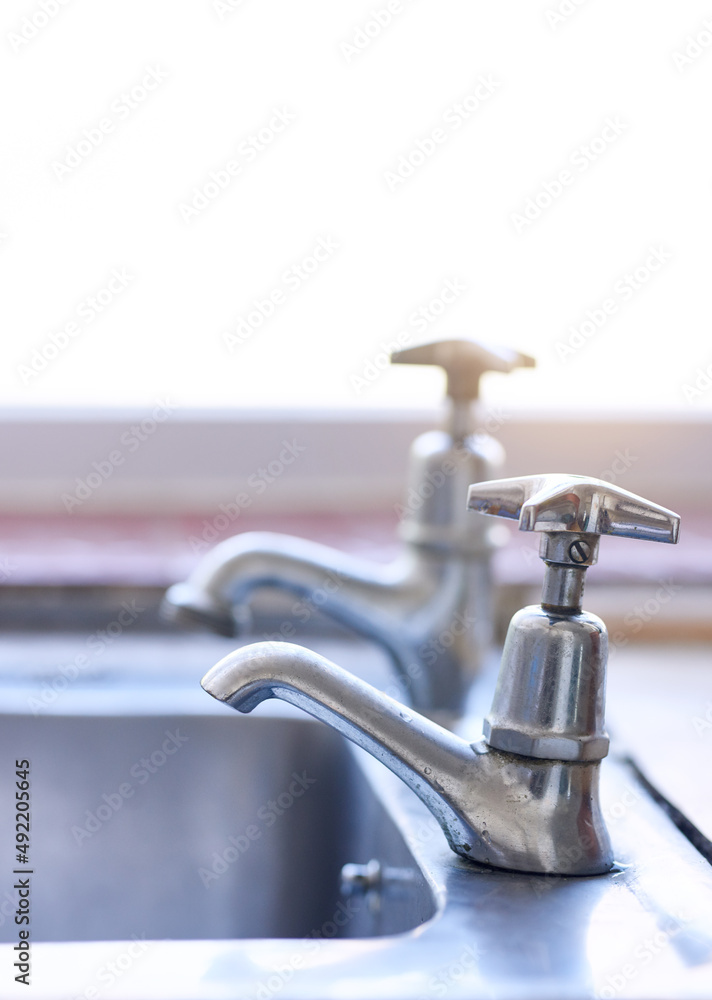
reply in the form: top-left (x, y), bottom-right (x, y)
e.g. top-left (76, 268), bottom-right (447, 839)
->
top-left (201, 474), bottom-right (680, 876)
top-left (163, 339), bottom-right (534, 723)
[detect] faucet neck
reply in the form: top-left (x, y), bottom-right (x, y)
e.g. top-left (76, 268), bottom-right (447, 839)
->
top-left (538, 530), bottom-right (600, 613)
top-left (483, 530), bottom-right (609, 763)
top-left (449, 397), bottom-right (475, 442)
top-left (541, 564), bottom-right (587, 613)
top-left (202, 641), bottom-right (613, 876)
top-left (397, 430), bottom-right (504, 554)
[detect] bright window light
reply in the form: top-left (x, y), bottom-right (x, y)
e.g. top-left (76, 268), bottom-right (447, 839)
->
top-left (1, 1), bottom-right (710, 413)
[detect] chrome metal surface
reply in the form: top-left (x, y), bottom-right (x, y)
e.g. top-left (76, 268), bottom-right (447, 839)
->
top-left (8, 745), bottom-right (712, 1000)
top-left (164, 526), bottom-right (492, 725)
top-left (539, 530), bottom-right (601, 567)
top-left (163, 338), bottom-right (534, 725)
top-left (1, 634), bottom-right (712, 999)
top-left (397, 428), bottom-right (503, 553)
top-left (466, 473), bottom-right (680, 543)
top-left (202, 641), bottom-right (613, 876)
top-left (484, 605), bottom-right (610, 762)
top-left (164, 338), bottom-right (537, 722)
top-left (0, 707), bottom-right (434, 943)
top-left (467, 474), bottom-right (680, 765)
top-left (391, 337), bottom-right (535, 414)
top-left (540, 562), bottom-right (588, 610)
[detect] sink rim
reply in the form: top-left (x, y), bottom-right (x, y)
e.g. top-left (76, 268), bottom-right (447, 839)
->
top-left (3, 723), bottom-right (712, 999)
top-left (2, 641), bottom-right (712, 998)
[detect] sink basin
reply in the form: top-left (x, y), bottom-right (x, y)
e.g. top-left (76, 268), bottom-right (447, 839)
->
top-left (0, 709), bottom-right (435, 943)
top-left (2, 630), bottom-right (712, 999)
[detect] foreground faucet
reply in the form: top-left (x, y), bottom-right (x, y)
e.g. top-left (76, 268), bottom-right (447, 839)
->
top-left (202, 475), bottom-right (680, 876)
top-left (164, 339), bottom-right (534, 722)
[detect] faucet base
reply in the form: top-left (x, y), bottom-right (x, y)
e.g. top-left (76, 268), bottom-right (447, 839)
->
top-left (458, 741), bottom-right (613, 876)
top-left (202, 641), bottom-right (613, 877)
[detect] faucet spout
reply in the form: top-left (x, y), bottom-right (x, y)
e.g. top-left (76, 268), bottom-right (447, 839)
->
top-left (202, 641), bottom-right (613, 876)
top-left (165, 340), bottom-right (537, 721)
top-left (166, 531), bottom-right (489, 722)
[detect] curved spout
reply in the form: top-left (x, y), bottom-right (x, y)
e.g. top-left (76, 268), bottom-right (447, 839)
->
top-left (203, 640), bottom-right (476, 849)
top-left (166, 531), bottom-right (489, 719)
top-left (166, 531), bottom-right (423, 627)
top-left (202, 642), bottom-right (613, 876)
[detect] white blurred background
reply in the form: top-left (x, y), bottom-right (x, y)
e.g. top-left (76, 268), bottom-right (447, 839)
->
top-left (1, 0), bottom-right (711, 414)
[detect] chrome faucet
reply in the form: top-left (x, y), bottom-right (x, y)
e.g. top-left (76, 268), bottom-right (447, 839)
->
top-left (201, 475), bottom-right (680, 876)
top-left (163, 339), bottom-right (534, 723)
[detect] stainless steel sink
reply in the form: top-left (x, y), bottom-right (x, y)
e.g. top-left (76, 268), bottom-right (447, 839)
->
top-left (0, 708), bottom-right (435, 943)
top-left (1, 630), bottom-right (712, 999)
